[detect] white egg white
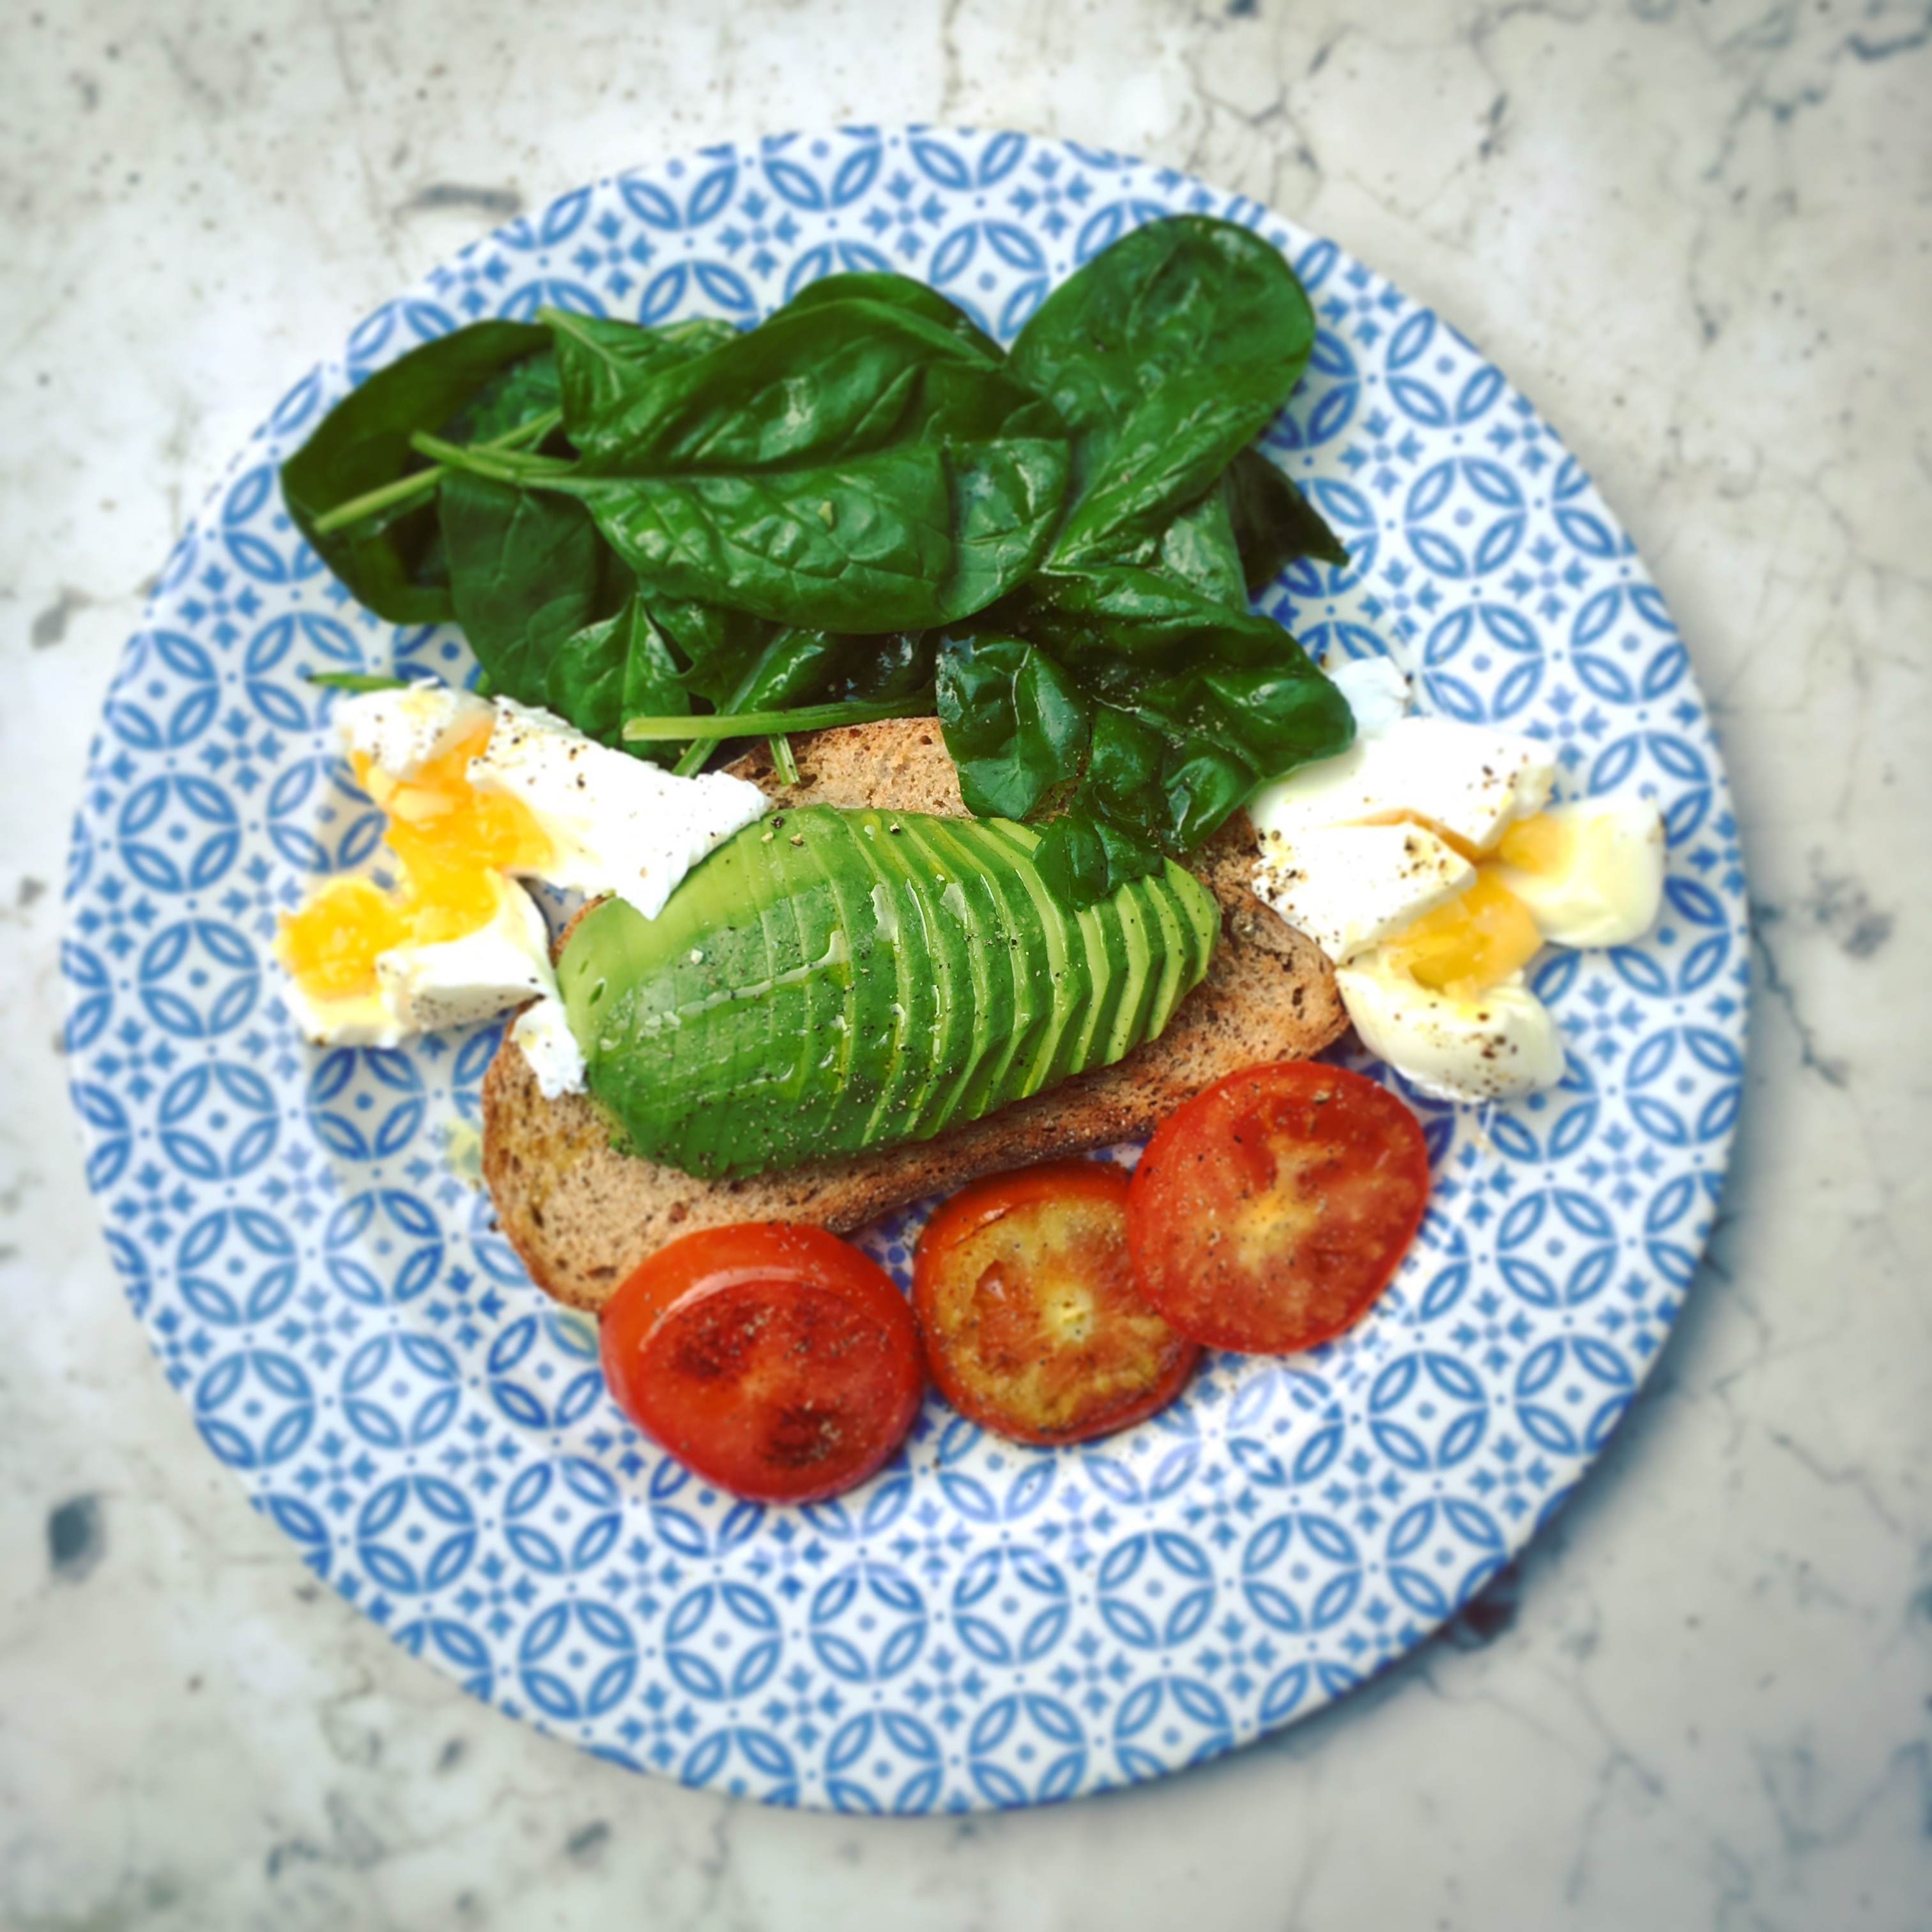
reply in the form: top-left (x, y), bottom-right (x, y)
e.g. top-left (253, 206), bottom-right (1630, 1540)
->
top-left (288, 688), bottom-right (776, 1086)
top-left (280, 972), bottom-right (411, 1051)
top-left (1254, 820), bottom-right (1474, 964)
top-left (1324, 655), bottom-right (1413, 736)
top-left (1335, 959), bottom-right (1567, 1103)
top-left (1251, 716), bottom-right (1555, 852)
top-left (1491, 795), bottom-right (1665, 948)
top-left (466, 698), bottom-right (767, 922)
top-left (1243, 661), bottom-right (1672, 1106)
top-left (510, 994), bottom-right (589, 1101)
top-left (376, 872), bottom-right (559, 1036)
top-left (340, 680), bottom-right (493, 778)
top-left (281, 869), bottom-right (569, 1062)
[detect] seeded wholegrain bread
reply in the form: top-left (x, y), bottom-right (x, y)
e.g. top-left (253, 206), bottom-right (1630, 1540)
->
top-left (481, 719), bottom-right (1346, 1313)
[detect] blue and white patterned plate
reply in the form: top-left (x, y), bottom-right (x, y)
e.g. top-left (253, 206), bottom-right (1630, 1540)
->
top-left (61, 130), bottom-right (1747, 1812)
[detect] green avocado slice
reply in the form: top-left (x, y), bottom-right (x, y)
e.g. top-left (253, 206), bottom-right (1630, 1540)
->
top-left (1104, 874), bottom-right (1164, 1062)
top-left (700, 815), bottom-right (854, 1173)
top-left (892, 813), bottom-right (1009, 1134)
top-left (841, 810), bottom-right (939, 1148)
top-left (857, 811), bottom-right (974, 1141)
top-left (560, 818), bottom-right (816, 1171)
top-left (974, 818), bottom-right (1085, 1097)
top-left (1145, 858), bottom-right (1222, 1039)
top-left (1064, 885), bottom-right (1130, 1078)
top-left (933, 816), bottom-right (1051, 1114)
top-left (790, 808), bottom-right (894, 1147)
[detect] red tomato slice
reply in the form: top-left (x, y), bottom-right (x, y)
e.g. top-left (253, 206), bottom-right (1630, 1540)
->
top-left (599, 1223), bottom-right (923, 1505)
top-left (1127, 1062), bottom-right (1430, 1354)
top-left (912, 1160), bottom-right (1200, 1446)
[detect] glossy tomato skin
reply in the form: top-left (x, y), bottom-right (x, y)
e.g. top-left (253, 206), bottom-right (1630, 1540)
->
top-left (912, 1160), bottom-right (1199, 1446)
top-left (599, 1223), bottom-right (923, 1505)
top-left (1127, 1062), bottom-right (1430, 1355)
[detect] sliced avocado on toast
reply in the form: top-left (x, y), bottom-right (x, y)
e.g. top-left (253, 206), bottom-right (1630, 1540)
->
top-left (557, 803), bottom-right (1220, 1180)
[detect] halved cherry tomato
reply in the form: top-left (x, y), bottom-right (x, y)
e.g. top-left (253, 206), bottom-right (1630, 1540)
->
top-left (1127, 1062), bottom-right (1429, 1354)
top-left (912, 1159), bottom-right (1199, 1446)
top-left (599, 1223), bottom-right (923, 1505)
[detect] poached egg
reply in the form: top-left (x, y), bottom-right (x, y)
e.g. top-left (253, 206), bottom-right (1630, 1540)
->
top-left (274, 682), bottom-right (765, 1093)
top-left (1249, 658), bottom-right (1664, 1103)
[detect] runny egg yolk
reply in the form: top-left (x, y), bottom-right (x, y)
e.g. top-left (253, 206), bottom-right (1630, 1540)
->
top-left (277, 877), bottom-right (409, 999)
top-left (276, 719), bottom-right (553, 1000)
top-left (1381, 868), bottom-right (1544, 999)
top-left (1493, 810), bottom-right (1567, 873)
top-left (1373, 808), bottom-right (1568, 999)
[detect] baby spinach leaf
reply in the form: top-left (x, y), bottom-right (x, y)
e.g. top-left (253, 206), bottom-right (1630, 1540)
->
top-left (281, 320), bottom-right (551, 624)
top-left (1224, 447), bottom-right (1350, 587)
top-left (620, 607), bottom-right (692, 724)
top-left (1033, 654), bottom-right (1351, 904)
top-left (482, 301), bottom-right (1069, 632)
top-left (1033, 809), bottom-right (1167, 907)
top-left (543, 310), bottom-right (739, 459)
top-left (439, 469), bottom-right (630, 707)
top-left (549, 298), bottom-right (961, 462)
top-left (724, 628), bottom-right (861, 712)
top-left (783, 272), bottom-right (1003, 361)
top-left (650, 597), bottom-right (780, 709)
top-left (544, 608), bottom-right (636, 741)
top-left (574, 438), bottom-right (958, 629)
top-left (1130, 651), bottom-right (1353, 846)
top-left (935, 580), bottom-right (1353, 903)
top-left (940, 415), bottom-right (1076, 626)
top-left (1009, 216), bottom-right (1316, 568)
top-left (825, 629), bottom-right (937, 703)
top-left (1153, 481), bottom-right (1247, 610)
top-left (1023, 560), bottom-right (1291, 666)
top-left (934, 633), bottom-right (1091, 821)
top-left (1031, 705), bottom-right (1170, 901)
top-left (1029, 814), bottom-right (1123, 905)
top-left (1080, 702), bottom-right (1169, 824)
top-left (542, 595), bottom-right (691, 757)
top-left (443, 349), bottom-right (564, 446)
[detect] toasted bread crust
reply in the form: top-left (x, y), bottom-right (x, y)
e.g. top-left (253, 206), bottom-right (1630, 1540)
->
top-left (481, 720), bottom-right (1346, 1313)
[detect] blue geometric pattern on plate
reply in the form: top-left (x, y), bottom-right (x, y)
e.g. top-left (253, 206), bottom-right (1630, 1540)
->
top-left (61, 128), bottom-right (1748, 1812)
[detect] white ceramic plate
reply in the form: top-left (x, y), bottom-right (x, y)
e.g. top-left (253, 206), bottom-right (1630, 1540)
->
top-left (62, 128), bottom-right (1746, 1811)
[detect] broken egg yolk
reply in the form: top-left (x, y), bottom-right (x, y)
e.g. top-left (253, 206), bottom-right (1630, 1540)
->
top-left (1493, 810), bottom-right (1568, 873)
top-left (1380, 865), bottom-right (1544, 1000)
top-left (275, 719), bottom-right (553, 1000)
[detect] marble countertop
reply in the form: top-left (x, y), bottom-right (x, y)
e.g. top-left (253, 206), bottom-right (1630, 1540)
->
top-left (3, 2), bottom-right (1926, 1926)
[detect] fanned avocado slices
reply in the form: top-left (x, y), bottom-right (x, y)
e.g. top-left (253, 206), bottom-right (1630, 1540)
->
top-left (557, 803), bottom-right (1220, 1180)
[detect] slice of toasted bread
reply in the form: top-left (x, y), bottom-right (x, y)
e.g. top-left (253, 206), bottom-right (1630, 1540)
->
top-left (481, 719), bottom-right (1346, 1312)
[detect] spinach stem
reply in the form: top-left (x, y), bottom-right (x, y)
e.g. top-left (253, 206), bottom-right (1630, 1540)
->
top-left (312, 408), bottom-right (565, 535)
top-left (671, 740), bottom-right (712, 779)
top-left (408, 428), bottom-right (573, 480)
top-left (768, 734), bottom-right (801, 785)
top-left (301, 670), bottom-right (410, 693)
top-left (622, 691), bottom-right (934, 744)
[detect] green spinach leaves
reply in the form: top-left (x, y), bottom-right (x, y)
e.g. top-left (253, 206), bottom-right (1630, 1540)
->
top-left (1009, 216), bottom-right (1317, 569)
top-left (281, 215), bottom-right (1357, 908)
top-left (478, 300), bottom-right (1071, 632)
top-left (281, 320), bottom-right (553, 623)
top-left (934, 634), bottom-right (1091, 822)
top-left (939, 216), bottom-right (1356, 899)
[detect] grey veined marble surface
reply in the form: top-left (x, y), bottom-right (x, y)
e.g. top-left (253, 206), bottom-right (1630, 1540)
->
top-left (2, 1), bottom-right (1927, 1926)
